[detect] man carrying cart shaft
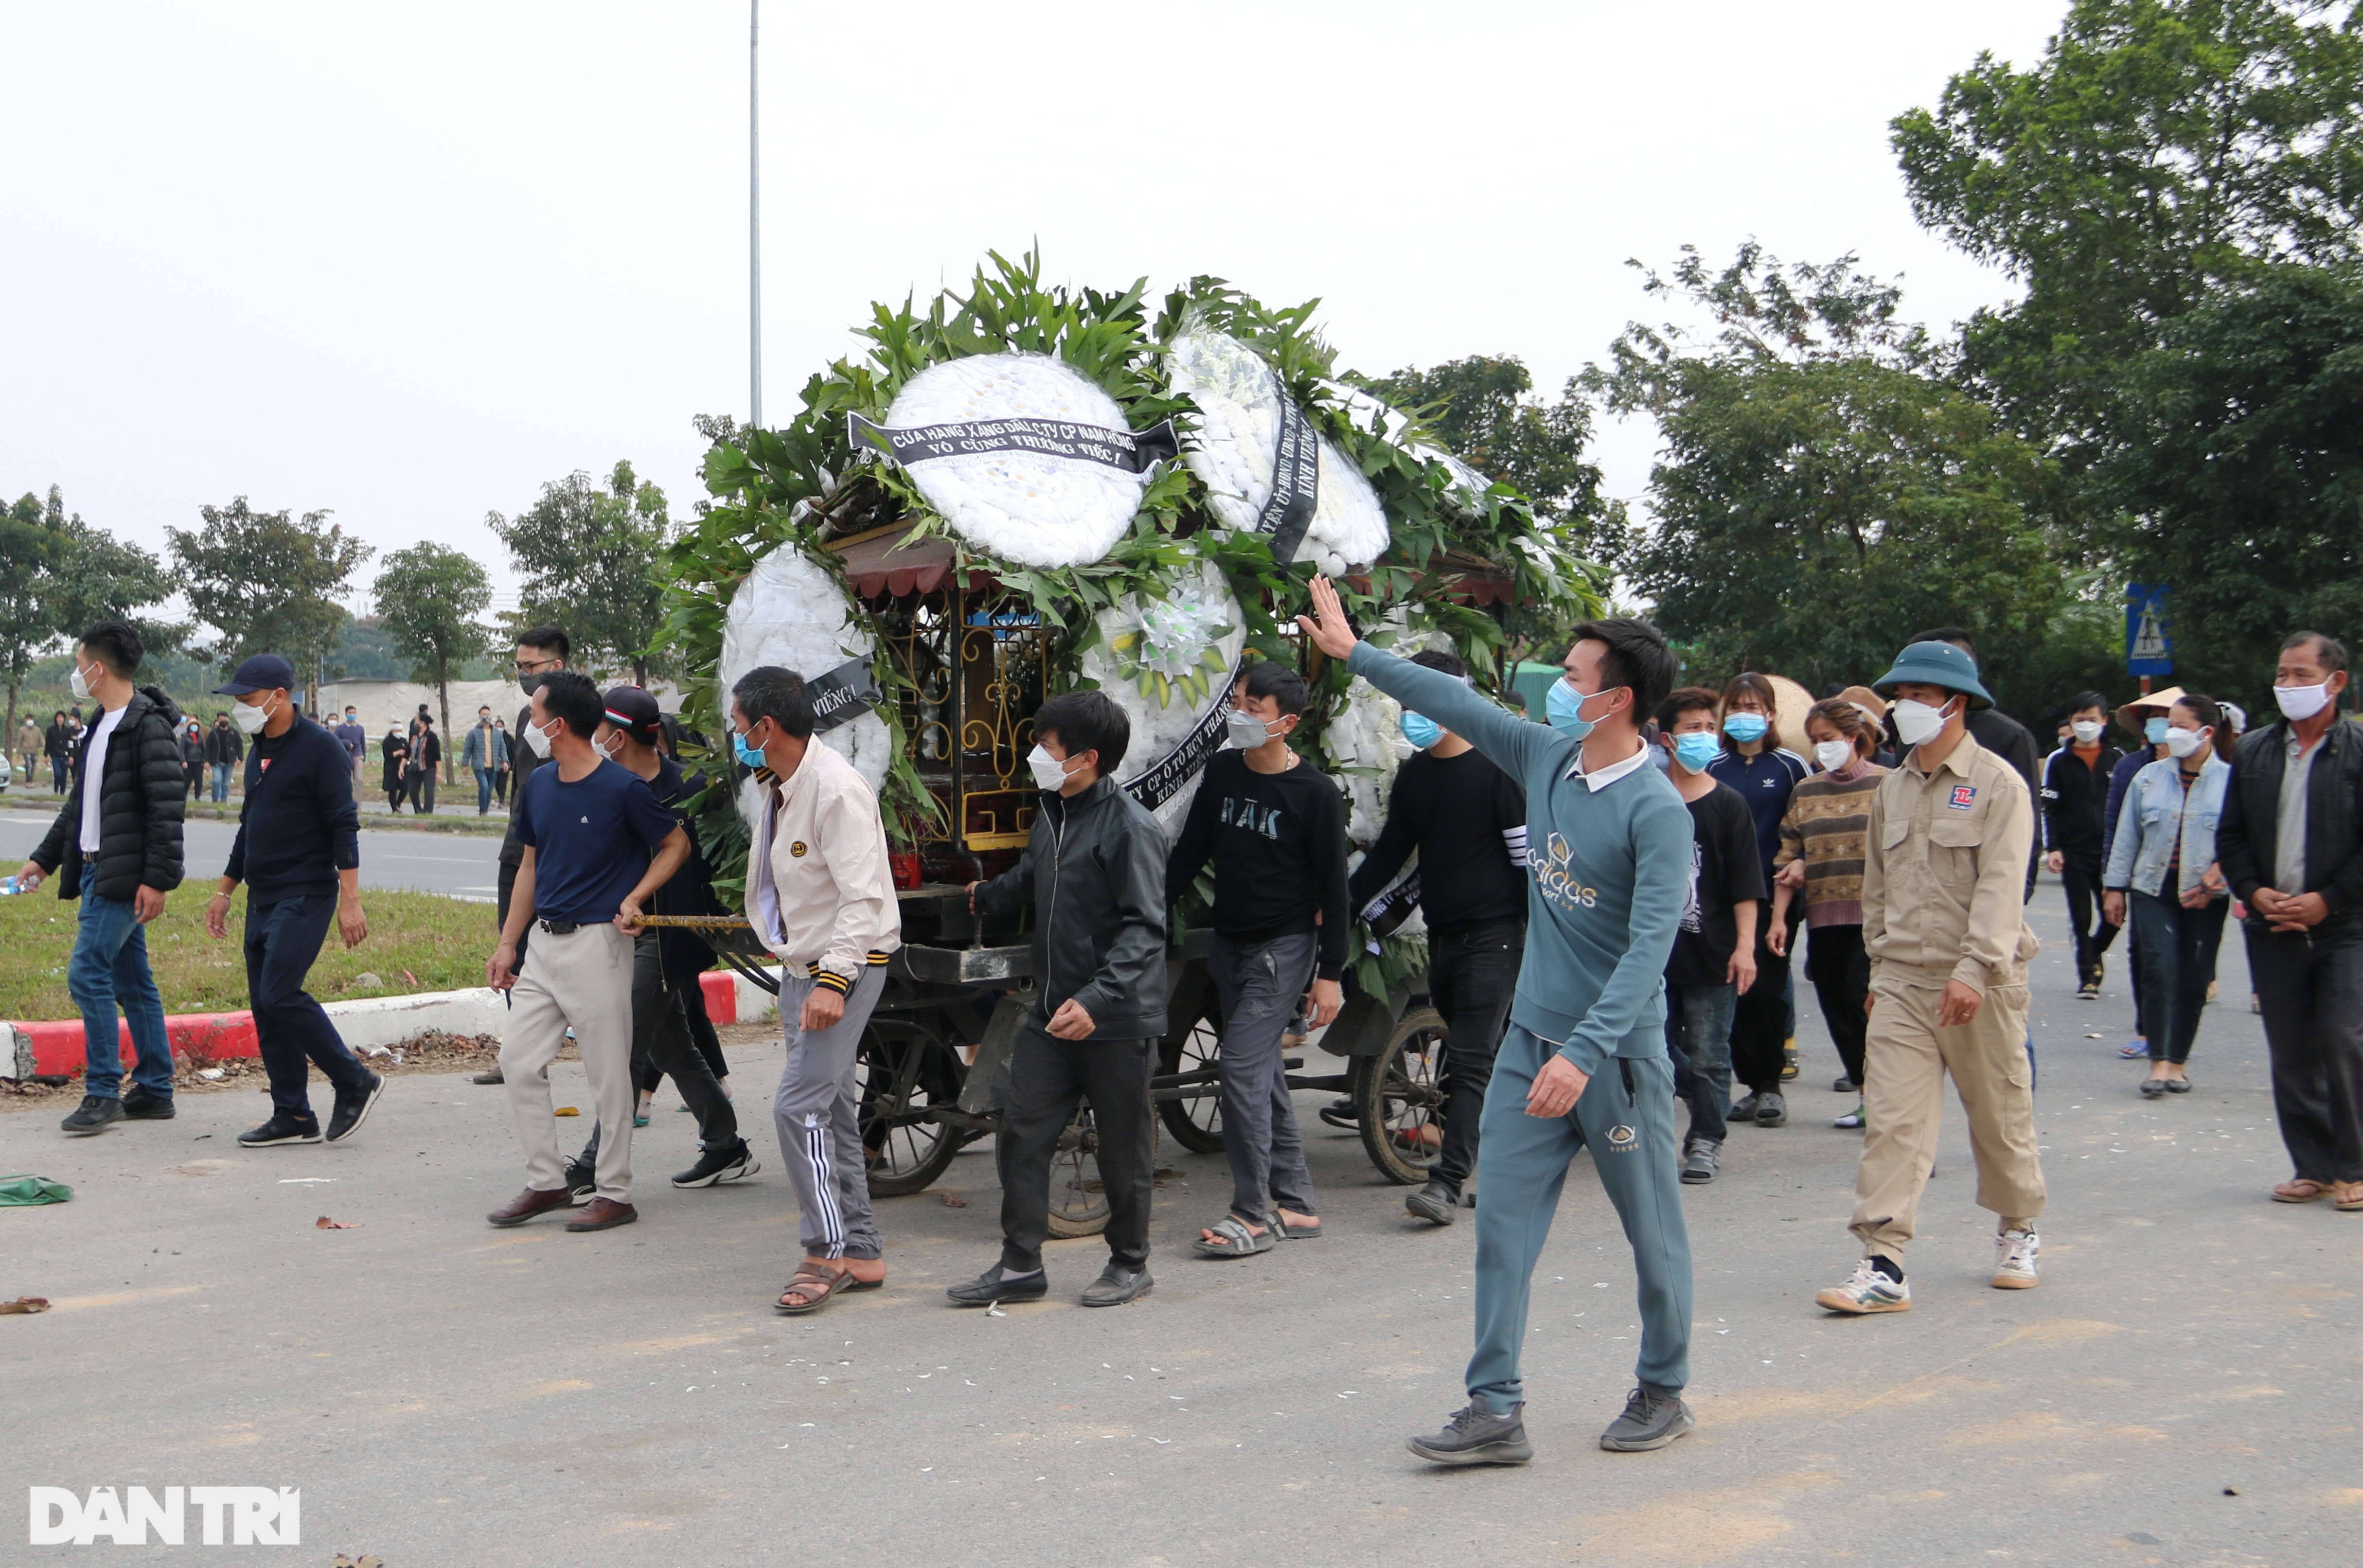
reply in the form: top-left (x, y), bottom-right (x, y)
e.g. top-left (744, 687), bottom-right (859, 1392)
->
top-left (1300, 574), bottom-right (1699, 1464)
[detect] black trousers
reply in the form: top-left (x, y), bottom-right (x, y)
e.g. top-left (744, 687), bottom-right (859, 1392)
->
top-left (2061, 856), bottom-right (2121, 986)
top-left (1805, 922), bottom-right (1870, 1087)
top-left (1425, 921), bottom-right (1523, 1193)
top-left (996, 1028), bottom-right (1156, 1274)
top-left (1731, 899), bottom-right (1795, 1094)
top-left (2247, 927), bottom-right (2363, 1183)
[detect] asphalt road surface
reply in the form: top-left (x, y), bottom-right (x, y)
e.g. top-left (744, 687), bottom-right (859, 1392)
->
top-left (4, 876), bottom-right (2357, 1565)
top-left (0, 807), bottom-right (503, 900)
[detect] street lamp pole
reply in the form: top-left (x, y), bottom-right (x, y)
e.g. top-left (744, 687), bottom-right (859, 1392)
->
top-left (749, 0), bottom-right (763, 431)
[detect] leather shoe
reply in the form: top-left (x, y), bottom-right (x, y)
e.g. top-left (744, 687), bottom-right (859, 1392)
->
top-left (567, 1196), bottom-right (638, 1231)
top-left (485, 1186), bottom-right (574, 1227)
top-left (1080, 1264), bottom-right (1153, 1307)
top-left (945, 1265), bottom-right (1048, 1307)
top-left (471, 1069), bottom-right (505, 1086)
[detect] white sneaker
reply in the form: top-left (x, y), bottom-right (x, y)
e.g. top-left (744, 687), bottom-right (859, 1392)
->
top-left (1992, 1228), bottom-right (2041, 1289)
top-left (1814, 1259), bottom-right (1911, 1315)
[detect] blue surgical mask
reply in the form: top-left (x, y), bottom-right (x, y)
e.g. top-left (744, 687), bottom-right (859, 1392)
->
top-left (1546, 678), bottom-right (1596, 741)
top-left (1673, 732), bottom-right (1722, 774)
top-left (1401, 712), bottom-right (1442, 750)
top-left (2144, 716), bottom-right (2169, 746)
top-left (733, 730), bottom-right (765, 768)
top-left (1722, 712), bottom-right (1769, 744)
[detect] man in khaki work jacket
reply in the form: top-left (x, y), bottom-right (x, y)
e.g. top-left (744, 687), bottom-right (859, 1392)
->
top-left (1817, 640), bottom-right (2045, 1316)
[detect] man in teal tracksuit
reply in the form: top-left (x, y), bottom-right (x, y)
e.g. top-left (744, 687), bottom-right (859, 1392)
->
top-left (1301, 577), bottom-right (1696, 1463)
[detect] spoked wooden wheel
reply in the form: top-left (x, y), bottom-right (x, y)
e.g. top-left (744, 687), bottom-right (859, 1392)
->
top-left (855, 1019), bottom-right (964, 1198)
top-left (1357, 1006), bottom-right (1449, 1186)
top-left (1045, 1098), bottom-right (1112, 1239)
top-left (1156, 1006), bottom-right (1226, 1154)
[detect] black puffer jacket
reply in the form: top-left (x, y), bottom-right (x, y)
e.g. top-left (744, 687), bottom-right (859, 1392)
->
top-left (2218, 717), bottom-right (2363, 934)
top-left (32, 686), bottom-right (188, 901)
top-left (977, 775), bottom-right (1169, 1039)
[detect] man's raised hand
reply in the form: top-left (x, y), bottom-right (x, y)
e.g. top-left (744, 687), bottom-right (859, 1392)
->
top-left (1295, 575), bottom-right (1359, 662)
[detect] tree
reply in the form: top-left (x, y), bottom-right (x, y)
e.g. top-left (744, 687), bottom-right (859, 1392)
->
top-left (1893, 0), bottom-right (2363, 464)
top-left (1359, 356), bottom-right (1619, 561)
top-left (373, 544), bottom-right (493, 782)
top-left (2098, 262), bottom-right (2363, 704)
top-left (167, 498), bottom-right (373, 712)
top-left (488, 461), bottom-right (672, 685)
top-left (0, 487), bottom-right (178, 747)
top-left (1580, 245), bottom-right (2100, 714)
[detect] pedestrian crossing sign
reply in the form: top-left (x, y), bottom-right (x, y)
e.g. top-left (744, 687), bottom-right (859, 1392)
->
top-left (2126, 583), bottom-right (2172, 677)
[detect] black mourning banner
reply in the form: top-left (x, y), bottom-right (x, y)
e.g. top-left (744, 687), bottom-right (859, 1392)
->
top-left (1120, 659), bottom-right (1250, 811)
top-left (848, 413), bottom-right (1180, 474)
top-left (1254, 380), bottom-right (1319, 566)
top-left (1358, 869), bottom-right (1423, 944)
top-left (805, 654), bottom-right (883, 735)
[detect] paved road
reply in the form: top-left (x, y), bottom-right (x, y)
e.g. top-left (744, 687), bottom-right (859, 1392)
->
top-left (4, 877), bottom-right (2357, 1565)
top-left (0, 807), bottom-right (504, 900)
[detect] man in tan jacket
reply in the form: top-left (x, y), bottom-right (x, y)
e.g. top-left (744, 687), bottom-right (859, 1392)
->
top-left (732, 665), bottom-right (901, 1316)
top-left (1817, 640), bottom-right (2045, 1316)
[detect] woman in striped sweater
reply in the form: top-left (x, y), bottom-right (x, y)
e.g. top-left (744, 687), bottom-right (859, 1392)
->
top-left (1770, 697), bottom-right (1889, 1130)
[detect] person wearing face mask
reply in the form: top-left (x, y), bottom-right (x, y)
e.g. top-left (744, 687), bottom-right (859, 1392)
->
top-left (1653, 688), bottom-right (1762, 1185)
top-left (407, 713), bottom-right (440, 814)
top-left (17, 622), bottom-right (189, 1137)
top-left (463, 704), bottom-right (503, 816)
top-left (204, 711), bottom-right (244, 803)
top-left (1346, 649), bottom-right (1530, 1224)
top-left (2216, 631), bottom-right (2363, 1211)
top-left (2042, 692), bottom-right (2127, 1001)
top-left (950, 690), bottom-right (1167, 1309)
top-left (333, 704), bottom-right (367, 789)
top-left (1816, 639), bottom-right (2045, 1315)
top-left (1910, 628), bottom-right (2044, 899)
top-left (2100, 695), bottom-right (2231, 1099)
top-left (1299, 578), bottom-right (1699, 1463)
top-left (1770, 698), bottom-right (1891, 1131)
top-left (1706, 674), bottom-right (1810, 1126)
top-left (196, 655), bottom-right (383, 1148)
top-left (2101, 688), bottom-right (2185, 1057)
top-left (1164, 659), bottom-right (1350, 1257)
top-left (481, 626), bottom-right (571, 1087)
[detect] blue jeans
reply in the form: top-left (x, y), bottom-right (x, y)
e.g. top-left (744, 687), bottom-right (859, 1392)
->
top-left (1664, 981), bottom-right (1738, 1143)
top-left (210, 762), bottom-right (231, 802)
top-left (2132, 890), bottom-right (2230, 1065)
top-left (69, 892), bottom-right (175, 1101)
top-left (474, 766), bottom-right (495, 814)
top-left (248, 894), bottom-right (372, 1118)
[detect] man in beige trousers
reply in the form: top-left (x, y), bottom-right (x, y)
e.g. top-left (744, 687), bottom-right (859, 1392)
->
top-left (1817, 640), bottom-right (2046, 1315)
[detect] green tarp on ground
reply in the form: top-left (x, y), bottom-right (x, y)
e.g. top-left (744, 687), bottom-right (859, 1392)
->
top-left (0, 1175), bottom-right (72, 1205)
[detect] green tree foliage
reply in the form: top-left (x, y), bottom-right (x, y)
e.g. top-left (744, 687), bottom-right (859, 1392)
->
top-left (2098, 263), bottom-right (2363, 703)
top-left (1581, 245), bottom-right (2108, 714)
top-left (373, 543), bottom-right (493, 777)
top-left (0, 487), bottom-right (177, 743)
top-left (489, 462), bottom-right (671, 685)
top-left (167, 498), bottom-right (373, 708)
top-left (1893, 0), bottom-right (2363, 460)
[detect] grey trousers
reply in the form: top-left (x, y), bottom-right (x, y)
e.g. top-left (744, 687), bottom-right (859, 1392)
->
top-left (774, 967), bottom-right (886, 1260)
top-left (500, 923), bottom-right (637, 1201)
top-left (1211, 932), bottom-right (1319, 1223)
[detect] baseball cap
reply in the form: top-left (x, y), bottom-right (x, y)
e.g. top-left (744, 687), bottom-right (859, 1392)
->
top-left (211, 654), bottom-right (296, 695)
top-left (601, 685), bottom-right (663, 744)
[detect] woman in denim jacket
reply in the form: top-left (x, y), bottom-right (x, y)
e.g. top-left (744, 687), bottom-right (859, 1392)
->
top-left (2102, 695), bottom-right (2233, 1098)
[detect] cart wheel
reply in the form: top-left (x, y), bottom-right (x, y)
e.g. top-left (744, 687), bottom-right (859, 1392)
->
top-left (857, 1019), bottom-right (964, 1198)
top-left (1358, 1006), bottom-right (1449, 1186)
top-left (1156, 1006), bottom-right (1226, 1154)
top-left (1044, 1098), bottom-right (1112, 1238)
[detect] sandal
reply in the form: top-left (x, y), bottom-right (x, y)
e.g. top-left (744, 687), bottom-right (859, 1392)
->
top-left (775, 1263), bottom-right (853, 1315)
top-left (1192, 1213), bottom-right (1277, 1259)
top-left (1277, 1214), bottom-right (1322, 1239)
top-left (2118, 1042), bottom-right (2150, 1059)
top-left (2336, 1182), bottom-right (2363, 1213)
top-left (2272, 1178), bottom-right (2333, 1204)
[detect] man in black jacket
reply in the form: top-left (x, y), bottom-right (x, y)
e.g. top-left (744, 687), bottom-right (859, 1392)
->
top-left (204, 711), bottom-right (245, 803)
top-left (15, 621), bottom-right (187, 1137)
top-left (44, 710), bottom-right (72, 793)
top-left (480, 624), bottom-right (570, 1087)
top-left (2042, 690), bottom-right (2126, 999)
top-left (200, 655), bottom-right (384, 1148)
top-left (954, 690), bottom-right (1167, 1308)
top-left (2214, 631), bottom-right (2363, 1208)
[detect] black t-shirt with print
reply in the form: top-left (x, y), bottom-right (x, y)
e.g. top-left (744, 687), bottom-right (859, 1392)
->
top-left (1667, 781), bottom-right (1767, 988)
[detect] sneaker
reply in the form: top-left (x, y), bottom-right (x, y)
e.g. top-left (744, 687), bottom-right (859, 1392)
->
top-left (1080, 1263), bottom-right (1153, 1308)
top-left (1992, 1228), bottom-right (2041, 1290)
top-left (2076, 979), bottom-right (2100, 1000)
top-left (561, 1159), bottom-right (597, 1205)
top-left (1317, 1096), bottom-right (1357, 1130)
top-left (120, 1085), bottom-right (176, 1120)
top-left (1754, 1091), bottom-right (1788, 1127)
top-left (1404, 1178), bottom-right (1459, 1225)
top-left (672, 1142), bottom-right (760, 1189)
top-left (60, 1095), bottom-right (124, 1137)
top-left (325, 1069), bottom-right (385, 1143)
top-left (238, 1111), bottom-right (323, 1147)
top-left (1830, 1075), bottom-right (1856, 1094)
top-left (1780, 1042), bottom-right (1800, 1081)
top-left (1599, 1382), bottom-right (1695, 1451)
top-left (1728, 1093), bottom-right (1761, 1123)
top-left (1815, 1259), bottom-right (1911, 1315)
top-left (1680, 1138), bottom-right (1720, 1184)
top-left (1406, 1395), bottom-right (1532, 1466)
top-left (1834, 1103), bottom-right (1866, 1130)
top-left (471, 1069), bottom-right (505, 1085)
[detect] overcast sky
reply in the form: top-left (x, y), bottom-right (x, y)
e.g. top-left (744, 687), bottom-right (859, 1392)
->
top-left (1, 2), bottom-right (2069, 622)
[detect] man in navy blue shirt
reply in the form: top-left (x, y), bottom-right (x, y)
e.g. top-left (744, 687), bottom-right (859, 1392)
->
top-left (201, 655), bottom-right (384, 1149)
top-left (484, 671), bottom-right (691, 1233)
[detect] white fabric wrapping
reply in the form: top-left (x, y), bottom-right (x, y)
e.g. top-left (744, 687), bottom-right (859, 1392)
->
top-left (1076, 562), bottom-right (1248, 834)
top-left (718, 546), bottom-right (892, 804)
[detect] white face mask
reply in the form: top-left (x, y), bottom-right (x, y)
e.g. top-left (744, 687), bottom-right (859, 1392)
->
top-left (68, 661), bottom-right (96, 702)
top-left (2275, 680), bottom-right (2333, 722)
top-left (1892, 695), bottom-right (1955, 748)
top-left (1026, 743), bottom-right (1076, 792)
top-left (597, 732), bottom-right (624, 761)
top-left (1813, 739), bottom-right (1855, 772)
top-left (2070, 719), bottom-right (2103, 744)
top-left (232, 695), bottom-right (277, 735)
top-left (523, 718), bottom-right (557, 758)
top-left (2164, 725), bottom-right (2209, 760)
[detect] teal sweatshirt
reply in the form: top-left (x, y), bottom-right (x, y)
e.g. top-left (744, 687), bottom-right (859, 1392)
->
top-left (1347, 645), bottom-right (1692, 1074)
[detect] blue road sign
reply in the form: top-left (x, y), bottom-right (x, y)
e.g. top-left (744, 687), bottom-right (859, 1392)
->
top-left (2127, 583), bottom-right (2173, 677)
